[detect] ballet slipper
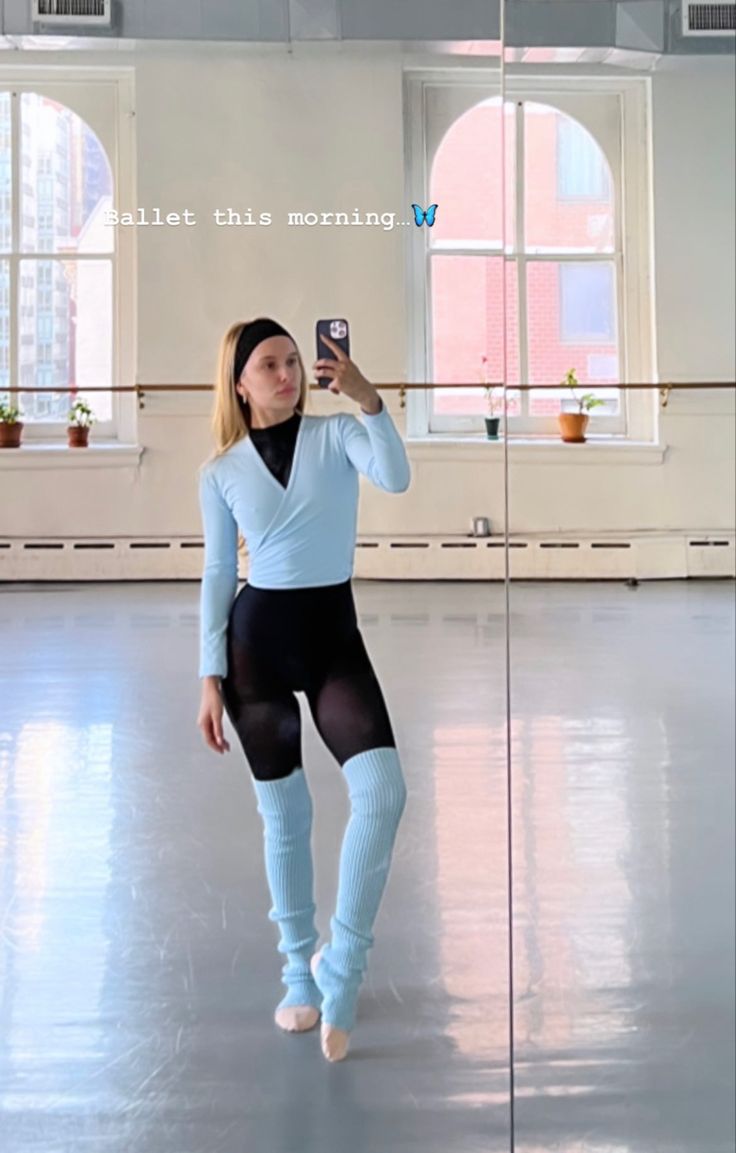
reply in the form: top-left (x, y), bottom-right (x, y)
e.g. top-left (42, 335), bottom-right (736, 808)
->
top-left (311, 949), bottom-right (351, 1062)
top-left (319, 1022), bottom-right (351, 1062)
top-left (274, 1004), bottom-right (320, 1033)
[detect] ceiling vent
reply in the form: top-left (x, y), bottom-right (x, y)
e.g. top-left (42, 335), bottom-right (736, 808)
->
top-left (32, 0), bottom-right (112, 25)
top-left (681, 2), bottom-right (736, 35)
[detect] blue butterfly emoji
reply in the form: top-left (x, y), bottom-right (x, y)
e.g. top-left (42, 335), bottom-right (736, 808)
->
top-left (411, 203), bottom-right (438, 228)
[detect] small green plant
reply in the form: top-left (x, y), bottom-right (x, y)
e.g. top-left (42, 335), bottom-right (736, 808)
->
top-left (68, 399), bottom-right (96, 428)
top-left (0, 400), bottom-right (23, 424)
top-left (479, 355), bottom-right (502, 416)
top-left (563, 368), bottom-right (606, 415)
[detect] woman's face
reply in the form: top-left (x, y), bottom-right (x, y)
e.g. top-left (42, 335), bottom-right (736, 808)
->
top-left (236, 335), bottom-right (301, 414)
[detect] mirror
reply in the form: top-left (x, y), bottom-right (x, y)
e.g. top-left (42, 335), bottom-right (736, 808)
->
top-left (0, 21), bottom-right (517, 1153)
top-left (501, 6), bottom-right (736, 1149)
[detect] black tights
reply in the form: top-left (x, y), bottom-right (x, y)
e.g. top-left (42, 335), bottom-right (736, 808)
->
top-left (221, 581), bottom-right (395, 781)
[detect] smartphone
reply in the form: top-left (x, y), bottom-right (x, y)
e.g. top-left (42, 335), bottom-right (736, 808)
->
top-left (316, 318), bottom-right (350, 388)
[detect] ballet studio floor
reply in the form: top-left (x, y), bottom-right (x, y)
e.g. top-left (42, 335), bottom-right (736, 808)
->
top-left (0, 578), bottom-right (734, 1153)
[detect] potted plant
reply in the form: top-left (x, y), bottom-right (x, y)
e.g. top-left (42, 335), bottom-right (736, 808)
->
top-left (479, 355), bottom-right (502, 440)
top-left (0, 399), bottom-right (24, 449)
top-left (558, 369), bottom-right (605, 443)
top-left (68, 399), bottom-right (95, 447)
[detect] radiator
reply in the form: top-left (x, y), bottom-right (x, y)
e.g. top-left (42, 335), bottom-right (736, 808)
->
top-left (0, 532), bottom-right (733, 581)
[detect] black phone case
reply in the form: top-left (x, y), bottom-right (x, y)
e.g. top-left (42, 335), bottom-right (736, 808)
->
top-left (316, 319), bottom-right (350, 388)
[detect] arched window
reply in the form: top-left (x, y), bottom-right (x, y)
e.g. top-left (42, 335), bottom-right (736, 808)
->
top-left (408, 80), bottom-right (650, 439)
top-left (1, 90), bottom-right (114, 431)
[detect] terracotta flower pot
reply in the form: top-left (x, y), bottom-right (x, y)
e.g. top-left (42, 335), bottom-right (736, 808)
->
top-left (68, 425), bottom-right (90, 448)
top-left (0, 421), bottom-right (23, 448)
top-left (558, 412), bottom-right (589, 443)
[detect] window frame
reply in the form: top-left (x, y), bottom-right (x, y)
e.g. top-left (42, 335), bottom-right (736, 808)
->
top-left (405, 71), bottom-right (656, 443)
top-left (0, 68), bottom-right (136, 444)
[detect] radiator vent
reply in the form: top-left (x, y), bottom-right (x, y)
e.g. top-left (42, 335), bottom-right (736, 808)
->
top-left (681, 2), bottom-right (735, 35)
top-left (389, 542), bottom-right (431, 549)
top-left (32, 0), bottom-right (112, 25)
top-left (540, 542), bottom-right (581, 550)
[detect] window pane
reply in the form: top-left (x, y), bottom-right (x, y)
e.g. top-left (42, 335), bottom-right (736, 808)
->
top-left (560, 263), bottom-right (616, 342)
top-left (524, 104), bottom-right (614, 253)
top-left (429, 97), bottom-right (515, 249)
top-left (21, 94), bottom-right (113, 255)
top-left (558, 116), bottom-right (610, 199)
top-left (18, 258), bottom-right (112, 422)
top-left (0, 94), bottom-right (10, 254)
top-left (0, 260), bottom-right (8, 397)
top-left (527, 260), bottom-right (620, 416)
top-left (430, 254), bottom-right (518, 416)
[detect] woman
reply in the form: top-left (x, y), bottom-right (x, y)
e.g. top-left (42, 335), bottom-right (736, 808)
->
top-left (196, 317), bottom-right (410, 1062)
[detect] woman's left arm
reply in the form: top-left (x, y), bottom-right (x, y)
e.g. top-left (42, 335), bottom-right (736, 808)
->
top-left (315, 335), bottom-right (411, 493)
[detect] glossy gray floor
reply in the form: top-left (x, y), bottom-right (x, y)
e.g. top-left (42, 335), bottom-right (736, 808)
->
top-left (0, 580), bottom-right (733, 1153)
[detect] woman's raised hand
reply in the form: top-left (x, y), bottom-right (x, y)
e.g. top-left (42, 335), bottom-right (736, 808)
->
top-left (314, 334), bottom-right (381, 413)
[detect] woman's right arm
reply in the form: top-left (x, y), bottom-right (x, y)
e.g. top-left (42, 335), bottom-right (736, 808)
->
top-left (197, 467), bottom-right (238, 753)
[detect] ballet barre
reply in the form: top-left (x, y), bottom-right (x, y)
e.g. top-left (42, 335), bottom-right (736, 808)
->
top-left (5, 381), bottom-right (735, 411)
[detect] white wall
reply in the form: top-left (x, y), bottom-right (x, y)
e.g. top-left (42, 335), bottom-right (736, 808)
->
top-left (1, 47), bottom-right (734, 540)
top-left (653, 59), bottom-right (736, 387)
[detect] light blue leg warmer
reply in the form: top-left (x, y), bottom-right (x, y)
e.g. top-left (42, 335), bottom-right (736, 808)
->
top-left (251, 770), bottom-right (322, 1012)
top-left (313, 747), bottom-right (407, 1032)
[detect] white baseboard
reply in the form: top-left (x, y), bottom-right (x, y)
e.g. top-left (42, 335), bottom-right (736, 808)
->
top-left (0, 532), bottom-right (733, 581)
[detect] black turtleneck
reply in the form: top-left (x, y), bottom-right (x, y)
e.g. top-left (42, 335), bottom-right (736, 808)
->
top-left (249, 412), bottom-right (301, 489)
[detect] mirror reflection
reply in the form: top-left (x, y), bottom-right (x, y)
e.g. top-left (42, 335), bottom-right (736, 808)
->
top-left (0, 19), bottom-right (515, 1153)
top-left (502, 9), bottom-right (736, 1151)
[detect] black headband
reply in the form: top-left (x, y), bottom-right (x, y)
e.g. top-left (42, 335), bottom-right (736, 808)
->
top-left (233, 318), bottom-right (293, 385)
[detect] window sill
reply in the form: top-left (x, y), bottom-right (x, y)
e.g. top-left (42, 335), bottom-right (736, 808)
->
top-left (406, 436), bottom-right (666, 465)
top-left (0, 441), bottom-right (144, 469)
